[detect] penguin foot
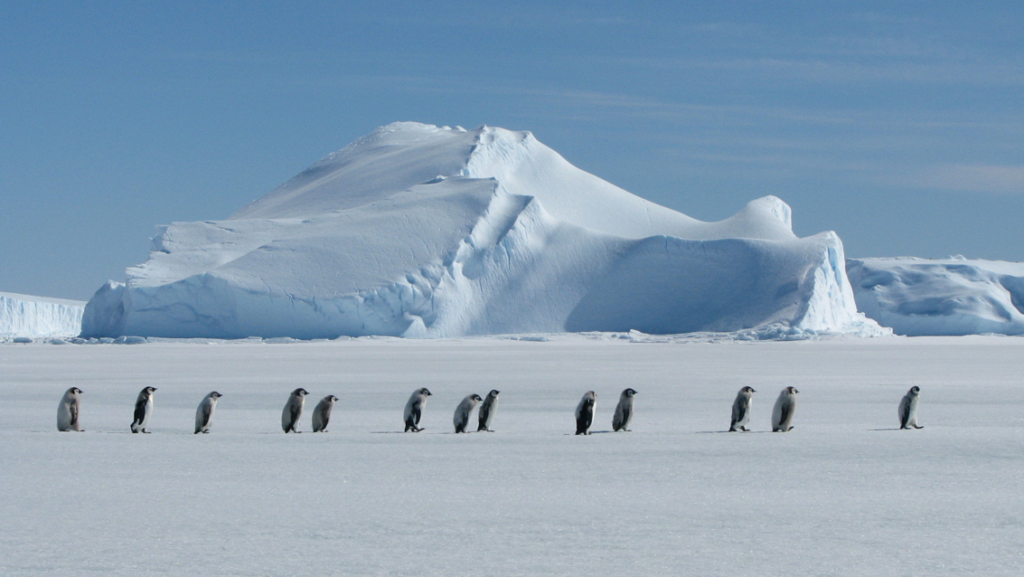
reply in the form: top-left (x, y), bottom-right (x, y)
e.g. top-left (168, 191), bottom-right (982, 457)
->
top-left (913, 424), bottom-right (924, 429)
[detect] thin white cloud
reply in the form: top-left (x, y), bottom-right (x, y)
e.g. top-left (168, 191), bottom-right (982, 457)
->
top-left (906, 164), bottom-right (1024, 194)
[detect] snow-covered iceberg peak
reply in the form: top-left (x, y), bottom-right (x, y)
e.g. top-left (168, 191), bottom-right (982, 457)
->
top-left (82, 121), bottom-right (885, 339)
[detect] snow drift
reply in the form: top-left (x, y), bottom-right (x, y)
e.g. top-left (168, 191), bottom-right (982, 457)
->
top-left (1, 292), bottom-right (85, 339)
top-left (82, 122), bottom-right (883, 339)
top-left (848, 257), bottom-right (1024, 336)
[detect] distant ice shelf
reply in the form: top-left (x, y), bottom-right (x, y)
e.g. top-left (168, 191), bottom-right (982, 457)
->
top-left (848, 257), bottom-right (1024, 336)
top-left (81, 122), bottom-right (886, 340)
top-left (1, 292), bottom-right (85, 339)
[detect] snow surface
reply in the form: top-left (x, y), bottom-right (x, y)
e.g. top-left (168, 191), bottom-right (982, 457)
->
top-left (848, 257), bottom-right (1024, 336)
top-left (0, 292), bottom-right (84, 339)
top-left (82, 122), bottom-right (883, 339)
top-left (2, 337), bottom-right (1023, 576)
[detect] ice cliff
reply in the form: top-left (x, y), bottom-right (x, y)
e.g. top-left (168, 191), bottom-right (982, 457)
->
top-left (848, 257), bottom-right (1024, 336)
top-left (1, 292), bottom-right (85, 339)
top-left (82, 122), bottom-right (884, 339)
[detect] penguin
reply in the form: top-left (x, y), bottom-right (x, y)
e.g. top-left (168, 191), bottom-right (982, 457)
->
top-left (453, 394), bottom-right (483, 433)
top-left (612, 388), bottom-right (637, 432)
top-left (404, 388), bottom-right (432, 432)
top-left (899, 386), bottom-right (923, 430)
top-left (771, 386), bottom-right (798, 432)
top-left (477, 389), bottom-right (500, 432)
top-left (281, 388), bottom-right (309, 433)
top-left (57, 387), bottom-right (84, 432)
top-left (130, 386), bottom-right (157, 434)
top-left (194, 391), bottom-right (222, 434)
top-left (311, 395), bottom-right (338, 433)
top-left (729, 386), bottom-right (756, 432)
top-left (575, 391), bottom-right (596, 435)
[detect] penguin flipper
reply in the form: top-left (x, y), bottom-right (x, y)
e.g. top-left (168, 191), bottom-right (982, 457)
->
top-left (777, 405), bottom-right (790, 429)
top-left (133, 398), bottom-right (147, 426)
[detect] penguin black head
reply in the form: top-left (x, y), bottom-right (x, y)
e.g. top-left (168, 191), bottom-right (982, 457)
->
top-left (909, 386), bottom-right (920, 394)
top-left (787, 387), bottom-right (799, 395)
top-left (741, 386), bottom-right (756, 394)
top-left (489, 390), bottom-right (500, 398)
top-left (70, 387), bottom-right (83, 395)
top-left (328, 395), bottom-right (339, 402)
top-left (292, 388), bottom-right (309, 397)
top-left (209, 391), bottom-right (223, 399)
top-left (622, 388), bottom-right (637, 397)
top-left (420, 388), bottom-right (432, 396)
top-left (143, 386), bottom-right (157, 395)
top-left (471, 394), bottom-right (483, 402)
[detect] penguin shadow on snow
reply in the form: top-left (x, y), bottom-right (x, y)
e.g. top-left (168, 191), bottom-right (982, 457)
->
top-left (696, 429), bottom-right (777, 434)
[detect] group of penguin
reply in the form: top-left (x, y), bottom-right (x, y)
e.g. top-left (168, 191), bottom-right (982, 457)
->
top-left (54, 383), bottom-right (925, 434)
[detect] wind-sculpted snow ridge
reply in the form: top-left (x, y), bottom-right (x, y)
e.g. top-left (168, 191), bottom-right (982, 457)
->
top-left (1, 292), bottom-right (85, 339)
top-left (848, 257), bottom-right (1024, 336)
top-left (81, 122), bottom-right (886, 339)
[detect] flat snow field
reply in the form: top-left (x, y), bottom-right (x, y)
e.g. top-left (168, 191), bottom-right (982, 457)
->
top-left (2, 336), bottom-right (1023, 576)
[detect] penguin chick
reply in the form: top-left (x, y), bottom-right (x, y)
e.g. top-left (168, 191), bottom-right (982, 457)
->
top-left (404, 388), bottom-right (432, 432)
top-left (771, 386), bottom-right (798, 432)
top-left (729, 386), bottom-right (756, 432)
top-left (453, 394), bottom-right (483, 433)
top-left (282, 388), bottom-right (309, 433)
top-left (575, 391), bottom-right (596, 435)
top-left (477, 389), bottom-right (500, 432)
top-left (130, 386), bottom-right (157, 434)
top-left (612, 388), bottom-right (637, 432)
top-left (194, 391), bottom-right (223, 434)
top-left (312, 395), bottom-right (338, 433)
top-left (57, 387), bottom-right (84, 432)
top-left (899, 386), bottom-right (923, 430)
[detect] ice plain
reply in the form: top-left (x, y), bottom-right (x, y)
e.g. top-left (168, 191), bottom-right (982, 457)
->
top-left (2, 336), bottom-right (1023, 576)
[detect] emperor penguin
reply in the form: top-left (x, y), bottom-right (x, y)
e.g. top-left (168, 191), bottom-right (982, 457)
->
top-left (311, 395), bottom-right (338, 433)
top-left (612, 388), bottom-right (637, 432)
top-left (194, 391), bottom-right (222, 434)
top-left (453, 394), bottom-right (483, 433)
top-left (404, 388), bottom-right (432, 432)
top-left (57, 387), bottom-right (84, 432)
top-left (281, 388), bottom-right (309, 433)
top-left (477, 389), bottom-right (500, 432)
top-left (130, 386), bottom-right (157, 434)
top-left (898, 386), bottom-right (923, 430)
top-left (575, 391), bottom-right (596, 435)
top-left (771, 386), bottom-right (798, 432)
top-left (729, 386), bottom-right (756, 432)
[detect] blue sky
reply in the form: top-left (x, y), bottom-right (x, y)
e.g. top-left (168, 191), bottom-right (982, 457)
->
top-left (2, 1), bottom-right (1022, 300)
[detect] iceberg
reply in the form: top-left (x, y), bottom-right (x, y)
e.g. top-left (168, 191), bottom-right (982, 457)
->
top-left (1, 292), bottom-right (85, 339)
top-left (848, 257), bottom-right (1024, 336)
top-left (82, 122), bottom-right (884, 339)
